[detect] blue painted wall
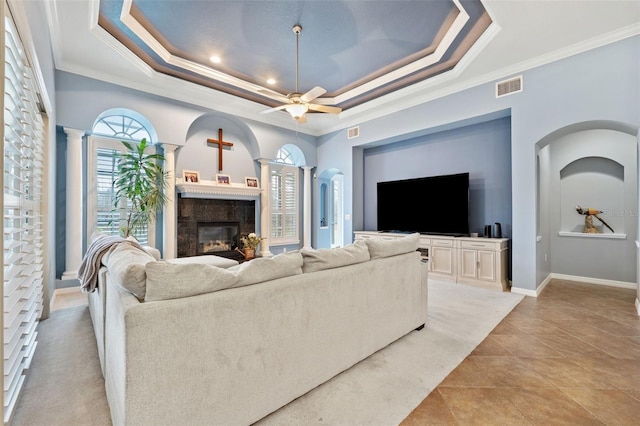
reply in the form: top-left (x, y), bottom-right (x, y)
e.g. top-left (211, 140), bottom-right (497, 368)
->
top-left (362, 117), bottom-right (512, 238)
top-left (317, 35), bottom-right (639, 292)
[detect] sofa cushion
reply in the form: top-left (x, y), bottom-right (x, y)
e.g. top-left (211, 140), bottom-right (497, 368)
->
top-left (144, 261), bottom-right (238, 302)
top-left (365, 232), bottom-right (420, 259)
top-left (142, 246), bottom-right (162, 261)
top-left (301, 240), bottom-right (370, 273)
top-left (103, 241), bottom-right (155, 301)
top-left (166, 255), bottom-right (238, 269)
top-left (228, 252), bottom-right (303, 288)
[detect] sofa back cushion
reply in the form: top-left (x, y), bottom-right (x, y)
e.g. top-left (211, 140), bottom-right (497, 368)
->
top-left (301, 240), bottom-right (370, 273)
top-left (228, 252), bottom-right (303, 288)
top-left (144, 261), bottom-right (238, 302)
top-left (102, 241), bottom-right (156, 301)
top-left (365, 232), bottom-right (420, 259)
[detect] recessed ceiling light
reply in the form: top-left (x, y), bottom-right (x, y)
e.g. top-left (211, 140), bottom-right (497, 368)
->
top-left (210, 56), bottom-right (221, 64)
top-left (267, 78), bottom-right (276, 85)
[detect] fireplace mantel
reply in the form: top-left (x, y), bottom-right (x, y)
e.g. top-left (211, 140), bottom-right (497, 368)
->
top-left (176, 179), bottom-right (262, 200)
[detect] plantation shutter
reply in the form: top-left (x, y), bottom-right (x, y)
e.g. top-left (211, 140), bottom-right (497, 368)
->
top-left (3, 13), bottom-right (46, 422)
top-left (90, 140), bottom-right (150, 245)
top-left (96, 148), bottom-right (120, 235)
top-left (270, 165), bottom-right (298, 242)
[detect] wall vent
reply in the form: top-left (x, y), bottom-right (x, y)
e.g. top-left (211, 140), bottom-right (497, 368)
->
top-left (496, 76), bottom-right (523, 98)
top-left (347, 126), bottom-right (360, 139)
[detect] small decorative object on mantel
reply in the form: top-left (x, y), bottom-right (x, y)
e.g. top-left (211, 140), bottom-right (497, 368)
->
top-left (216, 174), bottom-right (231, 185)
top-left (183, 170), bottom-right (200, 183)
top-left (575, 205), bottom-right (614, 233)
top-left (236, 232), bottom-right (265, 260)
top-left (245, 177), bottom-right (259, 188)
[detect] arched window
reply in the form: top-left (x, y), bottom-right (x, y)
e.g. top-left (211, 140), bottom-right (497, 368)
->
top-left (92, 110), bottom-right (156, 142)
top-left (270, 146), bottom-right (300, 244)
top-left (88, 111), bottom-right (159, 246)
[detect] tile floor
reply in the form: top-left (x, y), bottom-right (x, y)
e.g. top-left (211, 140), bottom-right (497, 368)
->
top-left (401, 279), bottom-right (640, 425)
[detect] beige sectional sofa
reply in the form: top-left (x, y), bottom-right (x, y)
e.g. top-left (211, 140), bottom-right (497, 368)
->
top-left (87, 233), bottom-right (428, 426)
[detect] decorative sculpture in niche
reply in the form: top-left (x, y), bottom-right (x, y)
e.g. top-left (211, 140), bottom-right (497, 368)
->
top-left (575, 205), bottom-right (614, 233)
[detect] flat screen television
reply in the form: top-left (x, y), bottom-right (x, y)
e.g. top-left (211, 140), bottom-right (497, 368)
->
top-left (377, 172), bottom-right (470, 236)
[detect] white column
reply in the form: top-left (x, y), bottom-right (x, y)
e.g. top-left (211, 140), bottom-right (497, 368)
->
top-left (61, 128), bottom-right (84, 280)
top-left (302, 166), bottom-right (313, 249)
top-left (161, 144), bottom-right (178, 259)
top-left (258, 159), bottom-right (273, 257)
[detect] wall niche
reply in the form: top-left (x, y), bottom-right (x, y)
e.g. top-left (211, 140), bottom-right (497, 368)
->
top-left (559, 156), bottom-right (624, 234)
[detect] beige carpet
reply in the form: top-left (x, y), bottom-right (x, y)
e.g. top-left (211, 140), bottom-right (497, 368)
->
top-left (10, 280), bottom-right (523, 426)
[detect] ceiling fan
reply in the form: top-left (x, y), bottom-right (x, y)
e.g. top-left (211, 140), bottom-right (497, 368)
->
top-left (260, 25), bottom-right (341, 123)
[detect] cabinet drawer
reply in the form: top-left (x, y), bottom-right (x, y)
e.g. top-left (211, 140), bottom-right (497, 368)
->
top-left (461, 240), bottom-right (496, 250)
top-left (431, 238), bottom-right (454, 247)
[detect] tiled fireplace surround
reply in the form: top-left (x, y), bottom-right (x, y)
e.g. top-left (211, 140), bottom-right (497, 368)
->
top-left (177, 196), bottom-right (256, 259)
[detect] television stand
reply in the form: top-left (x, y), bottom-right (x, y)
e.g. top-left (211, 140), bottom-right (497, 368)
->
top-left (354, 231), bottom-right (510, 291)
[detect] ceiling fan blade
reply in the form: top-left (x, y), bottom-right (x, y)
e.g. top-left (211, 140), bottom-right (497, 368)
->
top-left (300, 86), bottom-right (326, 103)
top-left (308, 103), bottom-right (342, 114)
top-left (260, 104), bottom-right (289, 114)
top-left (258, 89), bottom-right (291, 104)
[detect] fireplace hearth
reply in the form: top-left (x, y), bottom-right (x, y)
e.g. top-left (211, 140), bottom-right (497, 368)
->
top-left (177, 196), bottom-right (256, 260)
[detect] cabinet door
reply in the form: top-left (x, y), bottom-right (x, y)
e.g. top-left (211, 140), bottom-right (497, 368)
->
top-left (477, 250), bottom-right (496, 282)
top-left (431, 247), bottom-right (454, 276)
top-left (459, 248), bottom-right (478, 279)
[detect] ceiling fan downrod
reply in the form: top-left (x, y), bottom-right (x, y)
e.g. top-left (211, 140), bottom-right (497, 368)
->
top-left (293, 24), bottom-right (302, 94)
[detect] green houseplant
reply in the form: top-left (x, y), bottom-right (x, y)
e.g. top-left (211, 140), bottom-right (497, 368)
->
top-left (113, 138), bottom-right (168, 238)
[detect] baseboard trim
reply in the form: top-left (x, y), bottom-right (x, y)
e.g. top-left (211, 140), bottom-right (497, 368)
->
top-left (510, 286), bottom-right (538, 297)
top-left (550, 273), bottom-right (636, 290)
top-left (50, 286), bottom-right (82, 312)
top-left (511, 272), bottom-right (635, 298)
top-left (636, 298), bottom-right (640, 316)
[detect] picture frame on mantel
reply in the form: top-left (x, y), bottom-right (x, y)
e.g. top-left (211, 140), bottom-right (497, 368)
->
top-left (216, 174), bottom-right (231, 185)
top-left (245, 177), bottom-right (259, 188)
top-left (183, 170), bottom-right (200, 183)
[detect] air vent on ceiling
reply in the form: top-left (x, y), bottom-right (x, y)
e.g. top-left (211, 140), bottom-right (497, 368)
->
top-left (347, 126), bottom-right (360, 139)
top-left (496, 75), bottom-right (523, 98)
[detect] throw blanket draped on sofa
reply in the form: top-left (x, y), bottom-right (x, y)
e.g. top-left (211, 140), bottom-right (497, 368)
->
top-left (77, 236), bottom-right (143, 293)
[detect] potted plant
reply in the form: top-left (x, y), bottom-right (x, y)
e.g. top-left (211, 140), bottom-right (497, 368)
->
top-left (113, 138), bottom-right (168, 238)
top-left (237, 232), bottom-right (265, 260)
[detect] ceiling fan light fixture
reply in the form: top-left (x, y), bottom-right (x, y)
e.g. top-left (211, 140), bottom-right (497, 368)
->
top-left (285, 103), bottom-right (308, 119)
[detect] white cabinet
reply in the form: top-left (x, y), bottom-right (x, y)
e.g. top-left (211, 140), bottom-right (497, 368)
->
top-left (354, 231), bottom-right (509, 290)
top-left (429, 238), bottom-right (455, 278)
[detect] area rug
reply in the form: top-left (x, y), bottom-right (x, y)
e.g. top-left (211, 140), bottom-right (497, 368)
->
top-left (257, 280), bottom-right (524, 425)
top-left (10, 279), bottom-right (523, 426)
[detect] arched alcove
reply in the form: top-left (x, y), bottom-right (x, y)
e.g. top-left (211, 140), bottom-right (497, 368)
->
top-left (535, 125), bottom-right (637, 285)
top-left (559, 156), bottom-right (624, 233)
top-left (179, 114), bottom-right (260, 181)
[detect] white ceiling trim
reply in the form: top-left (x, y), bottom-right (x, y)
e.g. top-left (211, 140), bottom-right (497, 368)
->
top-left (118, 0), bottom-right (470, 109)
top-left (120, 0), bottom-right (289, 102)
top-left (323, 0), bottom-right (470, 105)
top-left (320, 22), bottom-right (640, 136)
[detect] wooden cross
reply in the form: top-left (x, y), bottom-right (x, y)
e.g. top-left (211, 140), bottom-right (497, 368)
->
top-left (207, 128), bottom-right (234, 172)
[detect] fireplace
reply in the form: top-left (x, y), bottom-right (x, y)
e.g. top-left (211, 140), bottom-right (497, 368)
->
top-left (177, 196), bottom-right (256, 260)
top-left (197, 221), bottom-right (239, 256)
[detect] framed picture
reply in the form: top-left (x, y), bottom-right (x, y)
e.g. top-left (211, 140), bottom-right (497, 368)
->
top-left (245, 177), bottom-right (259, 188)
top-left (216, 174), bottom-right (231, 185)
top-left (183, 170), bottom-right (200, 183)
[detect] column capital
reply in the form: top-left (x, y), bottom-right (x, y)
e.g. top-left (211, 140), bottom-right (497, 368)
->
top-left (158, 142), bottom-right (179, 154)
top-left (257, 158), bottom-right (271, 166)
top-left (63, 127), bottom-right (85, 140)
